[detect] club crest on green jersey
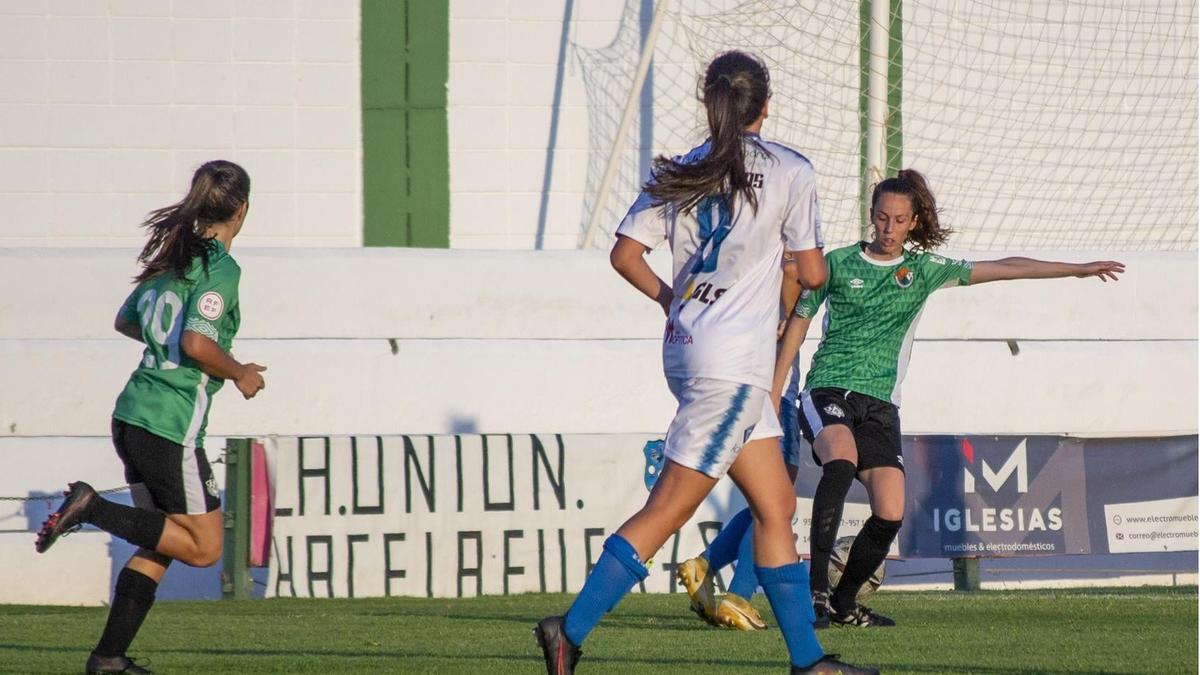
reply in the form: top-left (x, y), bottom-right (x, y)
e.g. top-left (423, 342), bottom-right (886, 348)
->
top-left (198, 291), bottom-right (224, 320)
top-left (894, 266), bottom-right (914, 288)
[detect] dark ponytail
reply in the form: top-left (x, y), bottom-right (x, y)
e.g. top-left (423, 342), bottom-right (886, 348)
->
top-left (135, 160), bottom-right (251, 282)
top-left (871, 168), bottom-right (952, 251)
top-left (645, 51), bottom-right (771, 214)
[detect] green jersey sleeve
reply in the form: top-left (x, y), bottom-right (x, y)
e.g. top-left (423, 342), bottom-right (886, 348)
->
top-left (918, 253), bottom-right (973, 292)
top-left (183, 260), bottom-right (240, 345)
top-left (117, 286), bottom-right (140, 325)
top-left (794, 284), bottom-right (828, 319)
top-left (794, 251), bottom-right (832, 318)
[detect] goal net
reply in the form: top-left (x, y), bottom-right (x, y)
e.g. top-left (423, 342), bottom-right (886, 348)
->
top-left (573, 0), bottom-right (1197, 251)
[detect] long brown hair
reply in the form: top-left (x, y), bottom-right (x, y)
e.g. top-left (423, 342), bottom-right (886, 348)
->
top-left (135, 160), bottom-right (250, 282)
top-left (871, 168), bottom-right (951, 251)
top-left (645, 51), bottom-right (771, 214)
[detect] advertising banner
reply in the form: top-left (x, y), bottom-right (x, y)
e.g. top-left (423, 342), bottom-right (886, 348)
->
top-left (265, 433), bottom-right (1197, 598)
top-left (891, 435), bottom-right (1198, 557)
top-left (266, 434), bottom-right (783, 599)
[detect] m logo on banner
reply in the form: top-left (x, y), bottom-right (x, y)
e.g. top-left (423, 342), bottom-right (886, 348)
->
top-left (963, 439), bottom-right (1028, 494)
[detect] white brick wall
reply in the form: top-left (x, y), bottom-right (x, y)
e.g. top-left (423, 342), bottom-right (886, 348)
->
top-left (0, 0), bottom-right (361, 247)
top-left (447, 0), bottom-right (624, 249)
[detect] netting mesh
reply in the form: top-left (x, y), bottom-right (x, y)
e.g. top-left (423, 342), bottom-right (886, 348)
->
top-left (573, 0), bottom-right (1197, 251)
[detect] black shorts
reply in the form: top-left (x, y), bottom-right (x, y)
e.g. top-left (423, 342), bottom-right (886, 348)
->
top-left (797, 388), bottom-right (904, 472)
top-left (111, 419), bottom-right (221, 515)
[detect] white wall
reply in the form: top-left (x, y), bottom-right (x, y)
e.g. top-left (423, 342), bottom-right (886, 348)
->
top-left (3, 0), bottom-right (1191, 252)
top-left (0, 247), bottom-right (1193, 605)
top-left (447, 0), bottom-right (624, 249)
top-left (1, 248), bottom-right (1194, 438)
top-left (0, 0), bottom-right (361, 247)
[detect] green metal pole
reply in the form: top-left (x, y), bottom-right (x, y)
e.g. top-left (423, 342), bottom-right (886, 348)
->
top-left (860, 0), bottom-right (903, 239)
top-left (221, 438), bottom-right (253, 600)
top-left (952, 557), bottom-right (981, 591)
top-left (886, 0), bottom-right (903, 178)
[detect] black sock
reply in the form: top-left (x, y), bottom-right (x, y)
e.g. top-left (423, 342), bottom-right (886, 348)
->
top-left (93, 567), bottom-right (158, 658)
top-left (831, 515), bottom-right (902, 612)
top-left (809, 460), bottom-right (856, 596)
top-left (86, 498), bottom-right (166, 551)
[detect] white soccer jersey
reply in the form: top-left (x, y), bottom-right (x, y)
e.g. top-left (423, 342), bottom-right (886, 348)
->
top-left (616, 133), bottom-right (823, 389)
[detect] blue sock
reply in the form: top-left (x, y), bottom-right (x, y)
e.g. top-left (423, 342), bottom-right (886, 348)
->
top-left (727, 523), bottom-right (759, 599)
top-left (757, 562), bottom-right (824, 668)
top-left (563, 534), bottom-right (648, 646)
top-left (704, 507), bottom-right (753, 570)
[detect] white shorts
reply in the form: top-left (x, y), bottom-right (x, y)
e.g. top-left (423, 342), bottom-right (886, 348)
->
top-left (664, 377), bottom-right (781, 479)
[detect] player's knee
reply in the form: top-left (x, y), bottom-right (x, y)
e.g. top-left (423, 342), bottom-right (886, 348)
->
top-left (820, 459), bottom-right (856, 493)
top-left (182, 539), bottom-right (223, 568)
top-left (192, 547), bottom-right (223, 568)
top-left (876, 507), bottom-right (904, 522)
top-left (871, 502), bottom-right (905, 522)
top-left (863, 515), bottom-right (903, 547)
top-left (751, 492), bottom-right (795, 529)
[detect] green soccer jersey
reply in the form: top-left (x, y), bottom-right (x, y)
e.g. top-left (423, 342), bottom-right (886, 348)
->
top-left (795, 242), bottom-right (972, 406)
top-left (112, 240), bottom-right (242, 448)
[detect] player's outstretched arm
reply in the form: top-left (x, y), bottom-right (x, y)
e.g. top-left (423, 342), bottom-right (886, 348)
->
top-left (611, 234), bottom-right (673, 316)
top-left (969, 257), bottom-right (1125, 285)
top-left (771, 315), bottom-right (812, 411)
top-left (180, 330), bottom-right (267, 399)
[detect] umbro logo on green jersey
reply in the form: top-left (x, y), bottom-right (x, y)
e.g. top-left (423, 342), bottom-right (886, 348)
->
top-left (849, 278), bottom-right (864, 289)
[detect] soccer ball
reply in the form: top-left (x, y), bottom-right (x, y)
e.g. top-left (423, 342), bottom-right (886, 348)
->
top-left (827, 535), bottom-right (886, 602)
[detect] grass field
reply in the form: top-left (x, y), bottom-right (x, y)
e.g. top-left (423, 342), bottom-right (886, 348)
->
top-left (0, 587), bottom-right (1194, 674)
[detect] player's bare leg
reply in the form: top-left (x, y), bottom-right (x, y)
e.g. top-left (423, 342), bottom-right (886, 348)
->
top-left (154, 511), bottom-right (224, 567)
top-left (535, 462), bottom-right (716, 675)
top-left (728, 438), bottom-right (876, 673)
top-left (616, 460), bottom-right (718, 559)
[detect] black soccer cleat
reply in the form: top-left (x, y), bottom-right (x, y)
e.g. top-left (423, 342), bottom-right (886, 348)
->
top-left (534, 615), bottom-right (581, 675)
top-left (86, 653), bottom-right (152, 674)
top-left (829, 602), bottom-right (895, 627)
top-left (791, 654), bottom-right (880, 675)
top-left (35, 481), bottom-right (99, 554)
top-left (811, 590), bottom-right (831, 629)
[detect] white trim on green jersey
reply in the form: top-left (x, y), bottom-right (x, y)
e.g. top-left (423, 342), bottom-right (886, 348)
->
top-left (796, 243), bottom-right (972, 406)
top-left (891, 305), bottom-right (924, 404)
top-left (182, 421), bottom-right (208, 514)
top-left (182, 373), bottom-right (210, 449)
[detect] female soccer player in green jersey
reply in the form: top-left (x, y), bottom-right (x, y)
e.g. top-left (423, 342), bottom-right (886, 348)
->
top-left (36, 160), bottom-right (267, 674)
top-left (679, 168), bottom-right (1123, 632)
top-left (782, 168), bottom-right (1123, 627)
